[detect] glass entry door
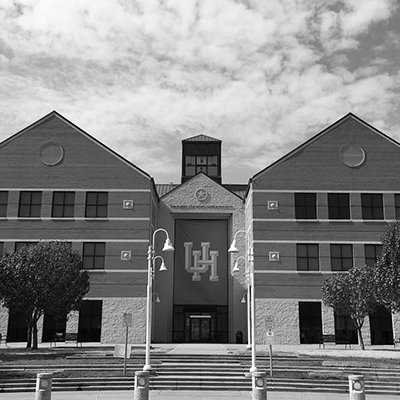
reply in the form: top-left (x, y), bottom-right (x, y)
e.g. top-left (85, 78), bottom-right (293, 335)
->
top-left (190, 315), bottom-right (211, 342)
top-left (173, 305), bottom-right (228, 343)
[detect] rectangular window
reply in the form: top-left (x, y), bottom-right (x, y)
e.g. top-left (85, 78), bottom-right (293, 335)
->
top-left (295, 193), bottom-right (317, 219)
top-left (52, 192), bottom-right (75, 218)
top-left (331, 244), bottom-right (353, 271)
top-left (297, 244), bottom-right (319, 271)
top-left (395, 194), bottom-right (400, 219)
top-left (183, 143), bottom-right (220, 179)
top-left (364, 244), bottom-right (382, 267)
top-left (361, 194), bottom-right (384, 220)
top-left (0, 242), bottom-right (3, 255)
top-left (78, 300), bottom-right (102, 342)
top-left (328, 193), bottom-right (350, 219)
top-left (0, 191), bottom-right (8, 217)
top-left (18, 191), bottom-right (42, 217)
top-left (6, 311), bottom-right (28, 342)
top-left (85, 192), bottom-right (108, 218)
top-left (15, 242), bottom-right (37, 251)
top-left (334, 313), bottom-right (358, 344)
top-left (299, 302), bottom-right (322, 344)
top-left (83, 242), bottom-right (105, 269)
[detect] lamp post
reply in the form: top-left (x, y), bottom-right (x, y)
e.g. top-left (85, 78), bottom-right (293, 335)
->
top-left (229, 230), bottom-right (258, 378)
top-left (233, 255), bottom-right (251, 350)
top-left (143, 228), bottom-right (174, 372)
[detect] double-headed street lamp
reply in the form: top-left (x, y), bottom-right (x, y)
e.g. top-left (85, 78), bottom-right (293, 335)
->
top-left (232, 254), bottom-right (251, 350)
top-left (229, 230), bottom-right (258, 376)
top-left (143, 228), bottom-right (174, 372)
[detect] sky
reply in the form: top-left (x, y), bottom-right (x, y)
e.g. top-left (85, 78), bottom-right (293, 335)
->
top-left (0, 0), bottom-right (400, 184)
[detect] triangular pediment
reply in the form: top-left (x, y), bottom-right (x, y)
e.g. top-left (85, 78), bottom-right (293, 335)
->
top-left (252, 113), bottom-right (400, 191)
top-left (161, 172), bottom-right (244, 210)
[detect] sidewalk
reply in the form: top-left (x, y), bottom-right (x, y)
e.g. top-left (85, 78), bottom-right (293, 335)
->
top-left (3, 390), bottom-right (400, 400)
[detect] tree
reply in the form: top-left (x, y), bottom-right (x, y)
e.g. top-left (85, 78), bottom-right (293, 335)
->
top-left (0, 241), bottom-right (90, 349)
top-left (375, 219), bottom-right (400, 314)
top-left (321, 265), bottom-right (379, 350)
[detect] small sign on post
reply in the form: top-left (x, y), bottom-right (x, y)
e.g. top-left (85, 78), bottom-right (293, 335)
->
top-left (117, 312), bottom-right (133, 374)
top-left (265, 316), bottom-right (274, 379)
top-left (123, 312), bottom-right (133, 327)
top-left (265, 315), bottom-right (274, 332)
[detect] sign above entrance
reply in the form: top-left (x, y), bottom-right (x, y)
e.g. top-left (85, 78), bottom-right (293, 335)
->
top-left (174, 219), bottom-right (228, 306)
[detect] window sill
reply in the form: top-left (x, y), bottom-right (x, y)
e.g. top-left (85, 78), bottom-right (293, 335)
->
top-left (84, 218), bottom-right (109, 221)
top-left (17, 217), bottom-right (42, 221)
top-left (51, 218), bottom-right (75, 221)
top-left (297, 270), bottom-right (321, 274)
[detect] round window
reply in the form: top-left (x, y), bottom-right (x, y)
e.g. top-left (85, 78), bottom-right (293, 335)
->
top-left (339, 144), bottom-right (365, 167)
top-left (38, 142), bottom-right (64, 166)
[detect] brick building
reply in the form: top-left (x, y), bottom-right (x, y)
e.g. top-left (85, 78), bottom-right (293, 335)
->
top-left (0, 111), bottom-right (399, 345)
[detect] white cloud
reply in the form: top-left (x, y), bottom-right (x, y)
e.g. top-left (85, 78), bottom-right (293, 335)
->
top-left (0, 0), bottom-right (399, 183)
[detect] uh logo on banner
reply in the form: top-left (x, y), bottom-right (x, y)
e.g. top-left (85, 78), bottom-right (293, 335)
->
top-left (184, 242), bottom-right (219, 281)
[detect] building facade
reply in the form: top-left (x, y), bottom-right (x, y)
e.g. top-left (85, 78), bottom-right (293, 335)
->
top-left (0, 111), bottom-right (399, 345)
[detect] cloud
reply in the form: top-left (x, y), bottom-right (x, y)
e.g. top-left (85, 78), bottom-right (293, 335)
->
top-left (0, 0), bottom-right (399, 183)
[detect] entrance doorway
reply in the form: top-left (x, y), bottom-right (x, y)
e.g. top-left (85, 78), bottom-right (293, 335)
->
top-left (190, 315), bottom-right (211, 342)
top-left (173, 305), bottom-right (228, 343)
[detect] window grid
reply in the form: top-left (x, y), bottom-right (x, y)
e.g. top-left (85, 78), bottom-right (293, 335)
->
top-left (18, 191), bottom-right (42, 217)
top-left (85, 192), bottom-right (108, 218)
top-left (361, 194), bottom-right (384, 220)
top-left (395, 194), bottom-right (400, 219)
top-left (297, 244), bottom-right (319, 271)
top-left (330, 244), bottom-right (353, 271)
top-left (52, 192), bottom-right (75, 218)
top-left (183, 143), bottom-right (220, 178)
top-left (364, 244), bottom-right (382, 267)
top-left (185, 155), bottom-right (219, 176)
top-left (328, 193), bottom-right (350, 219)
top-left (0, 191), bottom-right (8, 217)
top-left (83, 242), bottom-right (105, 269)
top-left (295, 193), bottom-right (317, 219)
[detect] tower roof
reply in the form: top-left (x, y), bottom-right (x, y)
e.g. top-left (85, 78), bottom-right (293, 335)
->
top-left (183, 134), bottom-right (221, 143)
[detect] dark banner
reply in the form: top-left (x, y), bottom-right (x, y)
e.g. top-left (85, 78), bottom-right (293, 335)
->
top-left (174, 219), bottom-right (228, 305)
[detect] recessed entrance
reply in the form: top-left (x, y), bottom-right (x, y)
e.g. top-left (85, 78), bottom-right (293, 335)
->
top-left (173, 219), bottom-right (228, 343)
top-left (173, 305), bottom-right (228, 343)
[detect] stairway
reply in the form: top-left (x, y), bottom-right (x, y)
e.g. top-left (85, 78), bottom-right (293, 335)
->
top-left (1, 350), bottom-right (400, 395)
top-left (151, 354), bottom-right (250, 390)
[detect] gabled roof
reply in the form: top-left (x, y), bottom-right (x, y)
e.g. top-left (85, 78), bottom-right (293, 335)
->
top-left (251, 112), bottom-right (400, 182)
top-left (0, 110), bottom-right (151, 180)
top-left (183, 134), bottom-right (221, 143)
